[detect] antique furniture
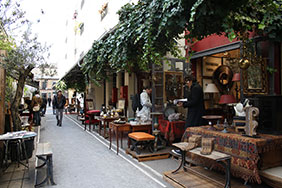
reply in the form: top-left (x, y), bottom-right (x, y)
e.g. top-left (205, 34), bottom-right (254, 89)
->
top-left (97, 116), bottom-right (118, 138)
top-left (128, 132), bottom-right (155, 154)
top-left (35, 142), bottom-right (56, 187)
top-left (84, 110), bottom-right (100, 131)
top-left (202, 115), bottom-right (223, 130)
top-left (109, 123), bottom-right (130, 155)
top-left (0, 131), bottom-right (37, 169)
top-left (182, 126), bottom-right (282, 184)
top-left (251, 96), bottom-right (282, 134)
top-left (158, 119), bottom-right (185, 144)
top-left (108, 122), bottom-right (152, 154)
top-left (189, 148), bottom-right (231, 188)
top-left (172, 141), bottom-right (231, 188)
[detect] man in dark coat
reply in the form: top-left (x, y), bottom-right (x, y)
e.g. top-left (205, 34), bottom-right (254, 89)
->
top-left (53, 90), bottom-right (66, 126)
top-left (48, 97), bottom-right (51, 106)
top-left (180, 75), bottom-right (205, 129)
top-left (172, 75), bottom-right (205, 155)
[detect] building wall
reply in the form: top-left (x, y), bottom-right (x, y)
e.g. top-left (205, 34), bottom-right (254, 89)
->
top-left (36, 78), bottom-right (59, 99)
top-left (62, 0), bottom-right (138, 78)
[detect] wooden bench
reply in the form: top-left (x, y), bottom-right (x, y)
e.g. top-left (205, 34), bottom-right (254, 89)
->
top-left (128, 132), bottom-right (155, 154)
top-left (172, 143), bottom-right (231, 188)
top-left (35, 142), bottom-right (56, 187)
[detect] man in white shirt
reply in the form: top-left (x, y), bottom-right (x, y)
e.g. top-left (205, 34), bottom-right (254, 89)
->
top-left (137, 85), bottom-right (152, 122)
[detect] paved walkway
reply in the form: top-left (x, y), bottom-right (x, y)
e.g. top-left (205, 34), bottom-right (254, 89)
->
top-left (0, 106), bottom-right (273, 188)
top-left (38, 107), bottom-right (177, 187)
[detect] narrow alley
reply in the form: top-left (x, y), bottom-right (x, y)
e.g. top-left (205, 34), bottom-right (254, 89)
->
top-left (37, 107), bottom-right (177, 188)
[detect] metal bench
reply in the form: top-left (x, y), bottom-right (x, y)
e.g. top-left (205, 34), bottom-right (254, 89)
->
top-left (172, 143), bottom-right (231, 188)
top-left (35, 142), bottom-right (56, 187)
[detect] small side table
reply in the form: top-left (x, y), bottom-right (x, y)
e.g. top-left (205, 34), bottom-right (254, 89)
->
top-left (202, 115), bottom-right (223, 130)
top-left (109, 123), bottom-right (130, 155)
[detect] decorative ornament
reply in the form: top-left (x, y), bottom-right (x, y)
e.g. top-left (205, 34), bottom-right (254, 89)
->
top-left (245, 107), bottom-right (259, 136)
top-left (239, 58), bottom-right (250, 69)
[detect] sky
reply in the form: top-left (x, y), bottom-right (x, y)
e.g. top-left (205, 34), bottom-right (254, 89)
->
top-left (20, 0), bottom-right (75, 78)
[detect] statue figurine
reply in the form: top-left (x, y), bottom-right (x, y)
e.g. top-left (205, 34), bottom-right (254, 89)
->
top-left (245, 107), bottom-right (259, 136)
top-left (234, 103), bottom-right (246, 117)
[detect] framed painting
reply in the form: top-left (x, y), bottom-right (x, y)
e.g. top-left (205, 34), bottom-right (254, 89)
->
top-left (203, 56), bottom-right (222, 77)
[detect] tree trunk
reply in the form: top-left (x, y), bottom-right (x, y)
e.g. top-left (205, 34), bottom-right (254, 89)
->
top-left (11, 66), bottom-right (34, 131)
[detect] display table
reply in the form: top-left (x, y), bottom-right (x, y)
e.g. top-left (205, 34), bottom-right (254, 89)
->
top-left (182, 126), bottom-right (282, 184)
top-left (158, 119), bottom-right (185, 144)
top-left (109, 123), bottom-right (130, 154)
top-left (96, 116), bottom-right (118, 138)
top-left (0, 131), bottom-right (37, 168)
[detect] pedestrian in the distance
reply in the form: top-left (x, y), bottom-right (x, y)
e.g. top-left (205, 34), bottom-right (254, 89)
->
top-left (40, 97), bottom-right (47, 117)
top-left (53, 90), bottom-right (66, 126)
top-left (48, 97), bottom-right (51, 107)
top-left (31, 91), bottom-right (42, 126)
top-left (52, 95), bottom-right (56, 115)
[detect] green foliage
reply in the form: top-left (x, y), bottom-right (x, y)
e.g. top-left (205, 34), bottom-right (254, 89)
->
top-left (3, 29), bottom-right (48, 77)
top-left (5, 75), bottom-right (15, 103)
top-left (55, 80), bottom-right (67, 92)
top-left (267, 66), bottom-right (278, 74)
top-left (83, 0), bottom-right (188, 83)
top-left (83, 0), bottom-right (282, 84)
top-left (62, 67), bottom-right (87, 92)
top-left (38, 63), bottom-right (57, 78)
top-left (186, 0), bottom-right (282, 41)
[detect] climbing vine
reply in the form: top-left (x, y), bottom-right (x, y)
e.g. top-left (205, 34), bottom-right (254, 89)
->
top-left (82, 0), bottom-right (282, 83)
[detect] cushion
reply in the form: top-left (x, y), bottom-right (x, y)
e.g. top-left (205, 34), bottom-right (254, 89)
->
top-left (128, 132), bottom-right (155, 141)
top-left (87, 110), bottom-right (100, 114)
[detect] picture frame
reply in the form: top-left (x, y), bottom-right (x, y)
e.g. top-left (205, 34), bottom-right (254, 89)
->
top-left (242, 59), bottom-right (268, 96)
top-left (202, 56), bottom-right (222, 77)
top-left (86, 99), bottom-right (94, 110)
top-left (117, 99), bottom-right (125, 109)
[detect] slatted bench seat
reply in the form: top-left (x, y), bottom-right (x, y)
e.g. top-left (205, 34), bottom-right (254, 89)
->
top-left (172, 143), bottom-right (231, 188)
top-left (128, 132), bottom-right (155, 154)
top-left (35, 142), bottom-right (56, 187)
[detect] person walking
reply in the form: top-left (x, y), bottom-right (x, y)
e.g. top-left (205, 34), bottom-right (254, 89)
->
top-left (48, 97), bottom-right (51, 107)
top-left (40, 97), bottom-right (47, 117)
top-left (53, 90), bottom-right (66, 126)
top-left (31, 91), bottom-right (42, 126)
top-left (52, 95), bottom-right (56, 115)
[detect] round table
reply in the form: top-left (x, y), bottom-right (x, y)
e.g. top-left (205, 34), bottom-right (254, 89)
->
top-left (202, 115), bottom-right (223, 130)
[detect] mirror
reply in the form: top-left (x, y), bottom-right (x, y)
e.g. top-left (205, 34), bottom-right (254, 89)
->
top-left (242, 59), bottom-right (268, 95)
